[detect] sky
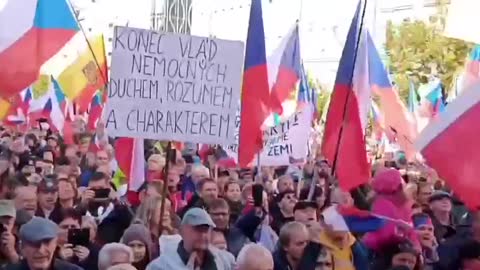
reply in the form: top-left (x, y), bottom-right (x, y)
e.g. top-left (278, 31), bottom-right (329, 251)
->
top-left (65, 0), bottom-right (404, 85)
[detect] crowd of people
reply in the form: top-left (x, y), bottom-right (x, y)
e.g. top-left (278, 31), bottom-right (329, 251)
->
top-left (0, 117), bottom-right (479, 270)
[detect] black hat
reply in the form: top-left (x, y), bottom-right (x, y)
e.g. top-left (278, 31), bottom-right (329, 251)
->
top-left (428, 190), bottom-right (452, 203)
top-left (277, 189), bottom-right (295, 201)
top-left (38, 175), bottom-right (59, 193)
top-left (294, 201), bottom-right (318, 212)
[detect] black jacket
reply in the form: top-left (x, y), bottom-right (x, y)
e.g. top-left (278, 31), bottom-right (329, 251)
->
top-left (35, 203), bottom-right (63, 224)
top-left (55, 243), bottom-right (100, 270)
top-left (5, 259), bottom-right (83, 270)
top-left (96, 203), bottom-right (134, 245)
top-left (273, 248), bottom-right (293, 270)
top-left (224, 226), bottom-right (249, 258)
top-left (77, 201), bottom-right (133, 245)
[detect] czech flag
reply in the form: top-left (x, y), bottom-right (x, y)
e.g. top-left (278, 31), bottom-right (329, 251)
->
top-left (52, 76), bottom-right (67, 116)
top-left (269, 23), bottom-right (302, 121)
top-left (0, 0), bottom-right (79, 99)
top-left (87, 92), bottom-right (103, 132)
top-left (297, 63), bottom-right (317, 116)
top-left (29, 91), bottom-right (65, 132)
top-left (214, 147), bottom-right (237, 168)
top-left (322, 205), bottom-right (385, 233)
top-left (238, 0), bottom-right (271, 167)
top-left (115, 137), bottom-right (145, 206)
top-left (321, 1), bottom-right (371, 191)
top-left (368, 32), bottom-right (417, 160)
top-left (29, 98), bottom-right (53, 124)
top-left (415, 80), bottom-right (480, 210)
top-left (20, 88), bottom-right (33, 116)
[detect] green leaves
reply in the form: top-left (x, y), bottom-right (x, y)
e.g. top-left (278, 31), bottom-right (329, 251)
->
top-left (385, 15), bottom-right (471, 101)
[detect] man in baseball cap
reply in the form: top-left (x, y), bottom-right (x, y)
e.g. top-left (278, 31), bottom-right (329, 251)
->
top-left (428, 190), bottom-right (456, 242)
top-left (148, 208), bottom-right (235, 269)
top-left (36, 176), bottom-right (59, 220)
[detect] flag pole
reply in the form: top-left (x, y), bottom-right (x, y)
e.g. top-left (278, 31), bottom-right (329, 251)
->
top-left (158, 141), bottom-right (172, 236)
top-left (255, 150), bottom-right (262, 183)
top-left (330, 0), bottom-right (369, 178)
top-left (66, 0), bottom-right (108, 86)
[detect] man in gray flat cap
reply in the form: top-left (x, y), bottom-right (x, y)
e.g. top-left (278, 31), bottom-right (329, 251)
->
top-left (147, 207), bottom-right (234, 270)
top-left (5, 217), bottom-right (82, 270)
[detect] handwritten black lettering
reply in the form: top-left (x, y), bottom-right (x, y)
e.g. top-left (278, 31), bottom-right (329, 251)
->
top-left (105, 110), bottom-right (117, 129)
top-left (126, 110), bottom-right (135, 131)
top-left (109, 78), bottom-right (161, 101)
top-left (179, 36), bottom-right (190, 58)
top-left (267, 144), bottom-right (293, 156)
top-left (145, 111), bottom-right (156, 132)
top-left (156, 110), bottom-right (164, 132)
top-left (108, 28), bottom-right (241, 143)
top-left (174, 111), bottom-right (183, 133)
top-left (167, 59), bottom-right (179, 78)
top-left (114, 28), bottom-right (126, 50)
top-left (199, 112), bottom-right (208, 135)
top-left (126, 30), bottom-right (138, 51)
top-left (227, 144), bottom-right (238, 153)
top-left (131, 54), bottom-right (166, 77)
top-left (208, 39), bottom-right (218, 61)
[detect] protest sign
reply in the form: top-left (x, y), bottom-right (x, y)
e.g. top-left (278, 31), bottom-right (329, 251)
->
top-left (224, 106), bottom-right (312, 166)
top-left (104, 26), bottom-right (244, 145)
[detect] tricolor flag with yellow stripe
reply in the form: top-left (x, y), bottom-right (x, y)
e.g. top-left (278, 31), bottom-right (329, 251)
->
top-left (57, 35), bottom-right (108, 112)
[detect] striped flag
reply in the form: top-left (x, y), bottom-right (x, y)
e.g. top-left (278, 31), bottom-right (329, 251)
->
top-left (268, 22), bottom-right (301, 125)
top-left (238, 0), bottom-right (271, 167)
top-left (321, 1), bottom-right (371, 190)
top-left (415, 80), bottom-right (480, 209)
top-left (0, 0), bottom-right (79, 99)
top-left (367, 32), bottom-right (417, 160)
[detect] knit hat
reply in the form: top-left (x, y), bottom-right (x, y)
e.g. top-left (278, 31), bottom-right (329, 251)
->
top-left (372, 168), bottom-right (403, 194)
top-left (412, 213), bottom-right (433, 229)
top-left (121, 224), bottom-right (154, 260)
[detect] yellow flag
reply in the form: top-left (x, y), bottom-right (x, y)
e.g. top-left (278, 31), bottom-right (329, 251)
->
top-left (0, 98), bottom-right (11, 120)
top-left (32, 74), bottom-right (51, 99)
top-left (57, 35), bottom-right (107, 100)
top-left (112, 169), bottom-right (126, 189)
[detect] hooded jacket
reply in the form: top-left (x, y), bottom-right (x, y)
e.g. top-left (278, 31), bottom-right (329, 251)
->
top-left (316, 231), bottom-right (369, 270)
top-left (363, 169), bottom-right (419, 251)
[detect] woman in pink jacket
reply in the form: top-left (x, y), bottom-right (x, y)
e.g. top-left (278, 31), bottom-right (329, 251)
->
top-left (363, 168), bottom-right (420, 251)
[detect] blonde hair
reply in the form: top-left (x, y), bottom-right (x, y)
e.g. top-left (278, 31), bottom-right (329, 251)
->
top-left (134, 196), bottom-right (173, 235)
top-left (148, 154), bottom-right (166, 167)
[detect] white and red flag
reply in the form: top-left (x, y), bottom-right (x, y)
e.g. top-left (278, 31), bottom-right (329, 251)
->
top-left (415, 80), bottom-right (480, 209)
